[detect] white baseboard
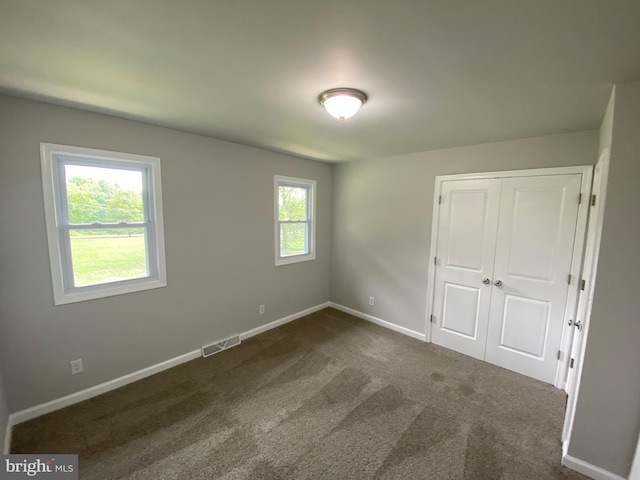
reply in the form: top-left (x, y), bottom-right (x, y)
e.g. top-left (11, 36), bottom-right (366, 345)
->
top-left (562, 454), bottom-right (627, 480)
top-left (8, 348), bottom-right (201, 429)
top-left (562, 440), bottom-right (569, 458)
top-left (329, 302), bottom-right (426, 341)
top-left (240, 302), bottom-right (330, 340)
top-left (5, 302), bottom-right (330, 451)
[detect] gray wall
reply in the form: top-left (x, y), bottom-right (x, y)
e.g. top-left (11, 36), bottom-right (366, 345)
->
top-left (0, 366), bottom-right (8, 453)
top-left (569, 82), bottom-right (640, 477)
top-left (0, 95), bottom-right (332, 412)
top-left (330, 131), bottom-right (598, 334)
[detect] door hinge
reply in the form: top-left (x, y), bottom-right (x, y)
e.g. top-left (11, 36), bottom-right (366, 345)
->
top-left (581, 279), bottom-right (586, 291)
top-left (570, 358), bottom-right (575, 369)
top-left (438, 195), bottom-right (442, 205)
top-left (591, 194), bottom-right (596, 207)
top-left (430, 314), bottom-right (435, 323)
top-left (568, 274), bottom-right (572, 285)
top-left (578, 193), bottom-right (582, 204)
top-left (557, 350), bottom-right (561, 360)
top-left (434, 256), bottom-right (437, 265)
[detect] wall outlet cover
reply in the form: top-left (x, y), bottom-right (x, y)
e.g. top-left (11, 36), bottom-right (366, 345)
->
top-left (70, 359), bottom-right (83, 375)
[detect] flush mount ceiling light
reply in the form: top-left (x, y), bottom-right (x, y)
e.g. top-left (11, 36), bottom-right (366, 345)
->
top-left (318, 88), bottom-right (368, 121)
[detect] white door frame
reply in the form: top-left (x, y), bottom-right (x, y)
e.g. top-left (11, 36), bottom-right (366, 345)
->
top-left (630, 432), bottom-right (640, 480)
top-left (561, 149), bottom-right (610, 449)
top-left (425, 165), bottom-right (593, 389)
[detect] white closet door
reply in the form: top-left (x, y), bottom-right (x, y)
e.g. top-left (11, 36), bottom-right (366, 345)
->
top-left (484, 174), bottom-right (582, 383)
top-left (431, 179), bottom-right (501, 360)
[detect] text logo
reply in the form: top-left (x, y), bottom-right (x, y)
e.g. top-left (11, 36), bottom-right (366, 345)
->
top-left (1, 455), bottom-right (78, 479)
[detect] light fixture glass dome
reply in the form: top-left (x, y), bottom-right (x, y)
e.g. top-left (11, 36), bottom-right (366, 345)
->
top-left (319, 88), bottom-right (368, 121)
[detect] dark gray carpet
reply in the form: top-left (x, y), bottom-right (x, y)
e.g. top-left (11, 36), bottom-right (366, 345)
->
top-left (12, 308), bottom-right (588, 479)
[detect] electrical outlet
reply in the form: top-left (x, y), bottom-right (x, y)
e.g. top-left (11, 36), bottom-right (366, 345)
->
top-left (70, 358), bottom-right (83, 375)
top-left (369, 297), bottom-right (375, 306)
top-left (259, 304), bottom-right (265, 315)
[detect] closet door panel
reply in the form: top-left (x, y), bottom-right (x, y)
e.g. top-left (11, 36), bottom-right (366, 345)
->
top-left (485, 174), bottom-right (582, 383)
top-left (431, 178), bottom-right (501, 360)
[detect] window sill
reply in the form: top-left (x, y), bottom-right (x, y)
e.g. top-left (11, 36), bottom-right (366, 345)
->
top-left (275, 253), bottom-right (316, 267)
top-left (53, 278), bottom-right (167, 305)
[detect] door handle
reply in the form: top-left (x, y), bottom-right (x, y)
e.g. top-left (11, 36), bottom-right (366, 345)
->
top-left (494, 280), bottom-right (503, 287)
top-left (482, 278), bottom-right (491, 285)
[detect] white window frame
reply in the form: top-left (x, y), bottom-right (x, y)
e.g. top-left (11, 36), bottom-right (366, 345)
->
top-left (41, 143), bottom-right (167, 305)
top-left (274, 175), bottom-right (316, 266)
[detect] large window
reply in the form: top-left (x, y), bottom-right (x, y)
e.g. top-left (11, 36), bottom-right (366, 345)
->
top-left (275, 175), bottom-right (316, 266)
top-left (41, 143), bottom-right (167, 305)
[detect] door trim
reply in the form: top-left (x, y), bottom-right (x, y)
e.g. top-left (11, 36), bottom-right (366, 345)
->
top-left (425, 165), bottom-right (593, 388)
top-left (556, 167), bottom-right (594, 388)
top-left (562, 149), bottom-right (610, 443)
top-left (630, 433), bottom-right (640, 480)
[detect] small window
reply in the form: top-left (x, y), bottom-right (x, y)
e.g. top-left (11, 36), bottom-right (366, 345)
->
top-left (41, 143), bottom-right (167, 305)
top-left (275, 175), bottom-right (316, 266)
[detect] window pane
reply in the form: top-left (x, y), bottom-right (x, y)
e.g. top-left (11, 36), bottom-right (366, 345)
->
top-left (278, 186), bottom-right (308, 221)
top-left (69, 228), bottom-right (149, 287)
top-left (280, 223), bottom-right (308, 257)
top-left (65, 164), bottom-right (144, 224)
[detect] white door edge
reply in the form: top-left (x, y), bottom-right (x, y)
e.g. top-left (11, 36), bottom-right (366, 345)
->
top-left (424, 180), bottom-right (441, 343)
top-left (553, 165), bottom-right (594, 388)
top-left (562, 149), bottom-right (610, 443)
top-left (630, 431), bottom-right (640, 480)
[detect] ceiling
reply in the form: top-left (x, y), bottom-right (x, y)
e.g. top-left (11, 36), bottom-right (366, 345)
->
top-left (1, 1), bottom-right (639, 162)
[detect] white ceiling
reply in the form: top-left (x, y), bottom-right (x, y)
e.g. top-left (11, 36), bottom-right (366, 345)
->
top-left (1, 1), bottom-right (639, 162)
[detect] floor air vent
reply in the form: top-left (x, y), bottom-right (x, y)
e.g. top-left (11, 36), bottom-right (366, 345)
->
top-left (202, 335), bottom-right (241, 357)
